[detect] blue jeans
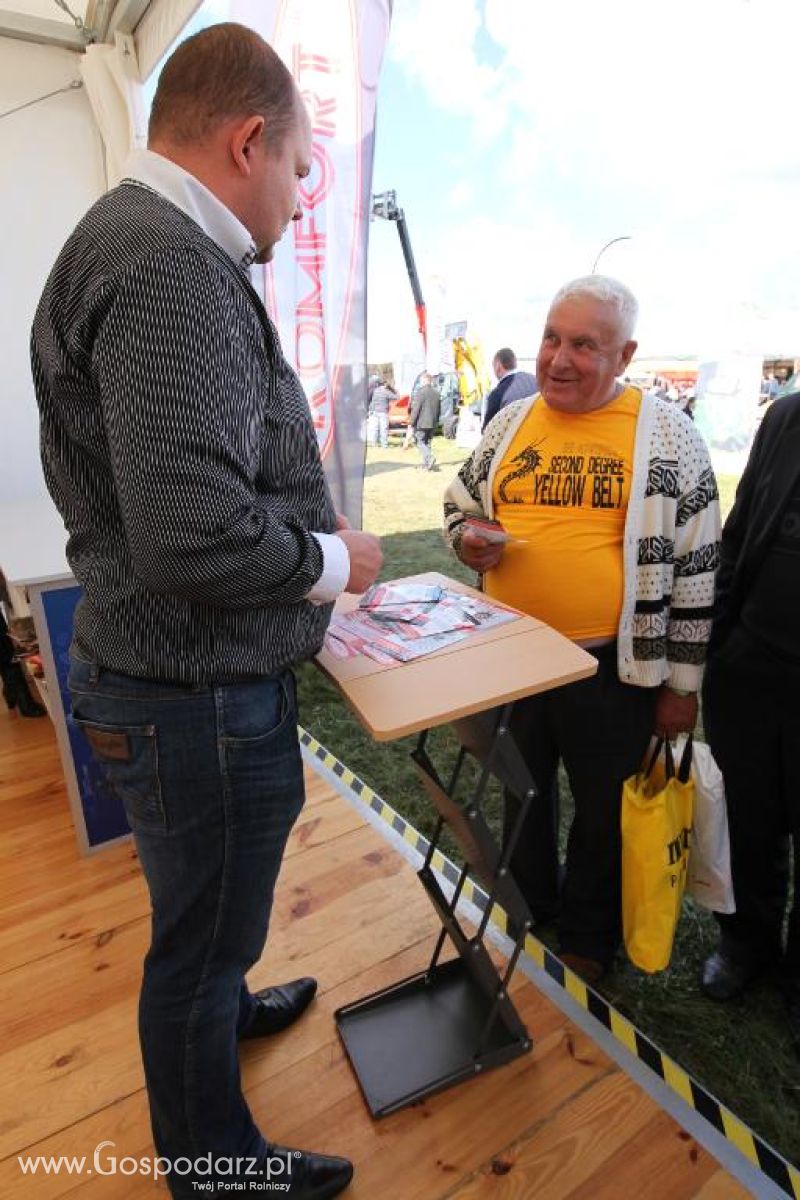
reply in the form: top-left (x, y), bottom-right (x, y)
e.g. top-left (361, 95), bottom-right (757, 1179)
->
top-left (414, 427), bottom-right (435, 468)
top-left (68, 656), bottom-right (305, 1196)
top-left (367, 410), bottom-right (388, 447)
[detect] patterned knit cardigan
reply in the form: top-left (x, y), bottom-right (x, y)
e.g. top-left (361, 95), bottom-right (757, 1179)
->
top-left (443, 392), bottom-right (721, 692)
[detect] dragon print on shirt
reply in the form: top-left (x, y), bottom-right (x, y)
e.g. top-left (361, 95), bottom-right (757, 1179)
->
top-left (497, 442), bottom-right (545, 503)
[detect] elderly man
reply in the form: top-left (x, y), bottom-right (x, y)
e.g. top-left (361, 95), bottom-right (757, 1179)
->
top-left (482, 347), bottom-right (537, 430)
top-left (31, 24), bottom-right (381, 1200)
top-left (444, 276), bottom-right (720, 982)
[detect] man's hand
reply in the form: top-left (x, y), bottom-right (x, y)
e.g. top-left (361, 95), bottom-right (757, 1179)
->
top-left (457, 526), bottom-right (505, 573)
top-left (336, 529), bottom-right (383, 594)
top-left (335, 512), bottom-right (351, 531)
top-left (654, 687), bottom-right (698, 740)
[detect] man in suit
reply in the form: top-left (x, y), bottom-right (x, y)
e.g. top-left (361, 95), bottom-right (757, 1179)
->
top-left (409, 373), bottom-right (441, 470)
top-left (481, 347), bottom-right (537, 430)
top-left (31, 23), bottom-right (381, 1199)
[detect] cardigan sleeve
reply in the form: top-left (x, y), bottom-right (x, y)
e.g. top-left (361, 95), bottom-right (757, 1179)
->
top-left (443, 459), bottom-right (487, 549)
top-left (443, 396), bottom-right (533, 553)
top-left (442, 422), bottom-right (506, 549)
top-left (91, 248), bottom-right (325, 609)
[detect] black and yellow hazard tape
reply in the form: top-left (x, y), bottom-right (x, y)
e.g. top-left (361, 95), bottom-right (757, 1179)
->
top-left (298, 725), bottom-right (800, 1199)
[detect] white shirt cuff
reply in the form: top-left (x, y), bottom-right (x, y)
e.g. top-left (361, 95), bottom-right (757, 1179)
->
top-left (306, 532), bottom-right (350, 605)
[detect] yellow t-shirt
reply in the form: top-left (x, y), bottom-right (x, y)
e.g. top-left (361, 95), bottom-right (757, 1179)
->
top-left (484, 387), bottom-right (641, 640)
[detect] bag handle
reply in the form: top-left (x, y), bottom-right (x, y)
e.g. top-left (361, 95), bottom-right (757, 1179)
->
top-left (644, 737), bottom-right (667, 778)
top-left (644, 734), bottom-right (693, 782)
top-left (677, 733), bottom-right (693, 783)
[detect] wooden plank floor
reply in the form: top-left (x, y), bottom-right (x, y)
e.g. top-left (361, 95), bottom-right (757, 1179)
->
top-left (0, 707), bottom-right (749, 1199)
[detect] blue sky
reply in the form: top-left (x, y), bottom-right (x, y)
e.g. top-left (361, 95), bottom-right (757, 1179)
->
top-left (149, 0), bottom-right (800, 376)
top-left (367, 0), bottom-right (800, 373)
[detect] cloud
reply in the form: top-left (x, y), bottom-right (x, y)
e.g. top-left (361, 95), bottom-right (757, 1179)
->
top-left (447, 180), bottom-right (475, 208)
top-left (375, 0), bottom-right (800, 359)
top-left (387, 0), bottom-right (513, 140)
top-left (486, 0), bottom-right (800, 195)
top-left (388, 0), bottom-right (800, 183)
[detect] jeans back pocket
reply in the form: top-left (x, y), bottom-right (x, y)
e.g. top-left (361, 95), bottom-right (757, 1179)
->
top-left (71, 716), bottom-right (166, 832)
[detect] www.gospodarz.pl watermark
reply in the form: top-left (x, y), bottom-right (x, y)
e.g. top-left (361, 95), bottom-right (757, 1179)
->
top-left (17, 1141), bottom-right (300, 1190)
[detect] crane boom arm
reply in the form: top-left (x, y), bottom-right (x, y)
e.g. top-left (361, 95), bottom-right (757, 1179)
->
top-left (371, 190), bottom-right (427, 353)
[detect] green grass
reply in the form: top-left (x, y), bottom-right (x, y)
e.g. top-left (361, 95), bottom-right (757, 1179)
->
top-left (296, 440), bottom-right (800, 1166)
top-left (717, 472), bottom-right (738, 521)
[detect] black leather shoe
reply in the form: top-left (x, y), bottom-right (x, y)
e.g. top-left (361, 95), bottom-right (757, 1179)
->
top-left (261, 1144), bottom-right (353, 1198)
top-left (701, 949), bottom-right (762, 1001)
top-left (239, 977), bottom-right (318, 1040)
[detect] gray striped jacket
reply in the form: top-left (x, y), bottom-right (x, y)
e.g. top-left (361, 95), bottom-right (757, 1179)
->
top-left (31, 183), bottom-right (336, 684)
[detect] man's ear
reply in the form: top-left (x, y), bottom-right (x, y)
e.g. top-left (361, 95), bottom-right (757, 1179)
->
top-left (619, 339), bottom-right (637, 373)
top-left (230, 115), bottom-right (265, 175)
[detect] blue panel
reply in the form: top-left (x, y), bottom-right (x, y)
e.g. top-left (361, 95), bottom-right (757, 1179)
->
top-left (40, 587), bottom-right (130, 847)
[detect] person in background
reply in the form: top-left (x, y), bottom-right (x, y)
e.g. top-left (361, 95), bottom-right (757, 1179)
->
top-left (700, 388), bottom-right (800, 1047)
top-left (409, 373), bottom-right (441, 470)
top-left (439, 374), bottom-right (460, 439)
top-left (482, 348), bottom-right (537, 430)
top-left (776, 363), bottom-right (800, 400)
top-left (0, 605), bottom-right (45, 718)
top-left (367, 375), bottom-right (395, 449)
top-left (444, 275), bottom-right (720, 983)
top-left (760, 372), bottom-right (779, 406)
top-left (31, 23), bottom-right (381, 1199)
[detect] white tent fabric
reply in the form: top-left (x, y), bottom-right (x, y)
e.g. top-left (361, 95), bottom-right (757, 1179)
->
top-left (0, 0), bottom-right (202, 80)
top-left (80, 31), bottom-right (146, 185)
top-left (133, 0), bottom-right (200, 80)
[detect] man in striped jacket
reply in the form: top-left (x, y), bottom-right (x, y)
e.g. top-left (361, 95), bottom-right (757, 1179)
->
top-left (31, 24), bottom-right (380, 1200)
top-left (444, 276), bottom-right (720, 984)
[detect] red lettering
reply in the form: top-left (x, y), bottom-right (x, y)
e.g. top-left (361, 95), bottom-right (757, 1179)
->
top-left (293, 212), bottom-right (326, 251)
top-left (302, 92), bottom-right (337, 138)
top-left (299, 144), bottom-right (335, 209)
top-left (307, 387), bottom-right (328, 431)
top-left (293, 46), bottom-right (335, 76)
top-left (297, 257), bottom-right (324, 318)
top-left (296, 321), bottom-right (326, 376)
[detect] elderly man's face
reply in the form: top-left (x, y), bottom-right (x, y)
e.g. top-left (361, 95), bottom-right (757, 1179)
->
top-left (536, 297), bottom-right (636, 414)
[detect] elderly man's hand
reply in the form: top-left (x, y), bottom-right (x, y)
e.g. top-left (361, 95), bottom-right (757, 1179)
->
top-left (457, 526), bottom-right (505, 573)
top-left (654, 687), bottom-right (698, 741)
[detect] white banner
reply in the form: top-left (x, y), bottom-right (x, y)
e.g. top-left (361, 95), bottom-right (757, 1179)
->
top-left (232, 0), bottom-right (393, 527)
top-left (694, 354), bottom-right (762, 477)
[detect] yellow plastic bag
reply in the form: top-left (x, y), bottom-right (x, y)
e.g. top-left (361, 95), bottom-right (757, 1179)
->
top-left (621, 738), bottom-right (694, 973)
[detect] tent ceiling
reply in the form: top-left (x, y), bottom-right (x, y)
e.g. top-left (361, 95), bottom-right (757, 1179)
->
top-left (15, 0), bottom-right (89, 20)
top-left (0, 0), bottom-right (150, 50)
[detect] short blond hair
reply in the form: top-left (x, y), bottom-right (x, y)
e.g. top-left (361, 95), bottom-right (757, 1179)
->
top-left (149, 23), bottom-right (297, 148)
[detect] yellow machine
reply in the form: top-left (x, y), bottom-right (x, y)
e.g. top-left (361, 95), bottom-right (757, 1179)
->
top-left (453, 336), bottom-right (492, 413)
